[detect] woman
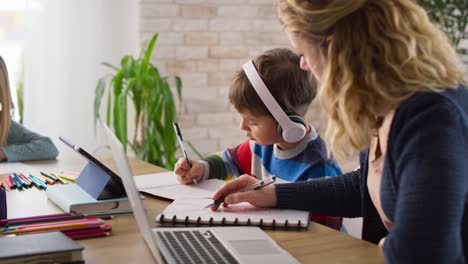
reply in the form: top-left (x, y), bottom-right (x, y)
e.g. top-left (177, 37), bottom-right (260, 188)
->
top-left (211, 0), bottom-right (467, 262)
top-left (0, 56), bottom-right (59, 162)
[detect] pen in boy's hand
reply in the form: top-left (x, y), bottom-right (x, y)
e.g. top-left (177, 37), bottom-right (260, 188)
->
top-left (205, 176), bottom-right (276, 208)
top-left (173, 122), bottom-right (197, 184)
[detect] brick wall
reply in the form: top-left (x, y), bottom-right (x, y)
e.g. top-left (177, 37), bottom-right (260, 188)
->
top-left (139, 0), bottom-right (358, 171)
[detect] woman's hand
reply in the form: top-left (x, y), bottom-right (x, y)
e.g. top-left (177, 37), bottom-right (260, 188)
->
top-left (174, 158), bottom-right (204, 184)
top-left (379, 237), bottom-right (386, 248)
top-left (211, 174), bottom-right (277, 211)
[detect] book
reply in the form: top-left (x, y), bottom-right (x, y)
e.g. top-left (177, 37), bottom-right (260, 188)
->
top-left (0, 231), bottom-right (84, 263)
top-left (134, 172), bottom-right (224, 200)
top-left (46, 183), bottom-right (131, 214)
top-left (156, 199), bottom-right (310, 230)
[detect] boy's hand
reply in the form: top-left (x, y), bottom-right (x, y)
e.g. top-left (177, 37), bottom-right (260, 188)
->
top-left (174, 158), bottom-right (204, 184)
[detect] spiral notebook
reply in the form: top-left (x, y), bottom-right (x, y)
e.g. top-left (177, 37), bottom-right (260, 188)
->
top-left (156, 199), bottom-right (310, 230)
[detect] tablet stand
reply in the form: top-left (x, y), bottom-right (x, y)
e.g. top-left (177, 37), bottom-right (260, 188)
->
top-left (76, 162), bottom-right (125, 200)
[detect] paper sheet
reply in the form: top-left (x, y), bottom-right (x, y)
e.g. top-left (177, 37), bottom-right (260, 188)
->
top-left (134, 172), bottom-right (224, 200)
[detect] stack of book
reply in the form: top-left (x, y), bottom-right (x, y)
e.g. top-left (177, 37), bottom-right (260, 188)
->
top-left (0, 213), bottom-right (112, 239)
top-left (0, 231), bottom-right (84, 263)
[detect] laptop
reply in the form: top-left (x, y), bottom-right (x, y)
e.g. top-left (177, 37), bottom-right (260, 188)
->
top-left (101, 121), bottom-right (299, 264)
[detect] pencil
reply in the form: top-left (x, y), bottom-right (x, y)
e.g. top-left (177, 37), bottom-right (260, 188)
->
top-left (4, 214), bottom-right (86, 227)
top-left (0, 213), bottom-right (72, 223)
top-left (2, 218), bottom-right (105, 234)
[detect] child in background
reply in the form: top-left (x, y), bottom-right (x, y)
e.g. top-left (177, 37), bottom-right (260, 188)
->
top-left (0, 56), bottom-right (59, 162)
top-left (175, 48), bottom-right (343, 230)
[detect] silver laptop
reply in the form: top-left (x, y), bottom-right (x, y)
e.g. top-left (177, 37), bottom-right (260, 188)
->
top-left (101, 121), bottom-right (299, 264)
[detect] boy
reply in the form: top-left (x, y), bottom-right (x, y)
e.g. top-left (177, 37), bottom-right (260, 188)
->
top-left (175, 48), bottom-right (342, 230)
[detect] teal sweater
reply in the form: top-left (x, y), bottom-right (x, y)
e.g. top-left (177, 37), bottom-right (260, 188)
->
top-left (1, 121), bottom-right (58, 162)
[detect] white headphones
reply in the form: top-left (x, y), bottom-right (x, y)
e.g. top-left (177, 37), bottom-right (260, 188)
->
top-left (0, 102), bottom-right (2, 112)
top-left (242, 60), bottom-right (307, 143)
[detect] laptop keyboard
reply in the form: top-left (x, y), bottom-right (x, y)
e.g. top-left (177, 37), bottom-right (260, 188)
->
top-left (156, 230), bottom-right (239, 264)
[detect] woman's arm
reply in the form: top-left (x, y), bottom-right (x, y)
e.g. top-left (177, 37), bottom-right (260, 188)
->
top-left (1, 121), bottom-right (59, 162)
top-left (383, 96), bottom-right (467, 263)
top-left (275, 169), bottom-right (363, 217)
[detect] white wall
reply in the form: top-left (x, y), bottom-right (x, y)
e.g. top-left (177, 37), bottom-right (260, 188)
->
top-left (23, 0), bottom-right (138, 158)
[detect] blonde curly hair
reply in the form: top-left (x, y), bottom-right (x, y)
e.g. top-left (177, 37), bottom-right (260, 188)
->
top-left (0, 56), bottom-right (12, 146)
top-left (278, 0), bottom-right (465, 160)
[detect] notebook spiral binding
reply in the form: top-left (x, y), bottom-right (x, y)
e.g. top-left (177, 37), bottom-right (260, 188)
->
top-left (157, 214), bottom-right (305, 231)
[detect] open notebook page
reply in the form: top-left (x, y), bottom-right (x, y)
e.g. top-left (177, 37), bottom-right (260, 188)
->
top-left (134, 172), bottom-right (224, 200)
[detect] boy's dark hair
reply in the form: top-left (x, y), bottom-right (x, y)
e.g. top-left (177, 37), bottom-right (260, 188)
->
top-left (229, 48), bottom-right (317, 116)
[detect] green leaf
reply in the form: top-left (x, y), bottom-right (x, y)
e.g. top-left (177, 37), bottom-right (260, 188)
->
top-left (101, 62), bottom-right (119, 71)
top-left (175, 76), bottom-right (183, 104)
top-left (93, 77), bottom-right (107, 131)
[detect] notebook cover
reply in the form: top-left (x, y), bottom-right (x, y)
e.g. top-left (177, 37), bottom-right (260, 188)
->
top-left (0, 231), bottom-right (83, 259)
top-left (46, 183), bottom-right (132, 214)
top-left (156, 199), bottom-right (310, 230)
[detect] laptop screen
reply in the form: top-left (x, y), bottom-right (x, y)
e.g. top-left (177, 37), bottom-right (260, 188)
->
top-left (101, 121), bottom-right (164, 263)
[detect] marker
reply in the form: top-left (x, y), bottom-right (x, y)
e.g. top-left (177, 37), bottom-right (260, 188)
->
top-left (4, 176), bottom-right (14, 189)
top-left (50, 172), bottom-right (76, 182)
top-left (40, 171), bottom-right (60, 183)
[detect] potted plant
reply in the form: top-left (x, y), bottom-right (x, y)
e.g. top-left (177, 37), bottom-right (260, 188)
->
top-left (94, 33), bottom-right (182, 170)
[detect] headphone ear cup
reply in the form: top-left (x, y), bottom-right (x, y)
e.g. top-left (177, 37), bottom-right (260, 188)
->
top-left (277, 115), bottom-right (307, 142)
top-left (288, 115), bottom-right (306, 128)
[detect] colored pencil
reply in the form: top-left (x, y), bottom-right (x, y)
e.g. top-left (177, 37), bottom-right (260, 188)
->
top-left (2, 218), bottom-right (105, 234)
top-left (0, 213), bottom-right (73, 226)
top-left (4, 214), bottom-right (86, 227)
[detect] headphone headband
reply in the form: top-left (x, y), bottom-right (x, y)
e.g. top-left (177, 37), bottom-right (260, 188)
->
top-left (242, 60), bottom-right (306, 143)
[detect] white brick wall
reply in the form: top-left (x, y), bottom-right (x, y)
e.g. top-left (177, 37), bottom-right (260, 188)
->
top-left (139, 0), bottom-right (358, 172)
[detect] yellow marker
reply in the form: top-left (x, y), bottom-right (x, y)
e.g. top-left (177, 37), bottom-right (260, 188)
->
top-left (50, 172), bottom-right (77, 182)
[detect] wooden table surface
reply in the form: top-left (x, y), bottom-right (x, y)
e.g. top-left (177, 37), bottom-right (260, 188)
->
top-left (1, 156), bottom-right (384, 263)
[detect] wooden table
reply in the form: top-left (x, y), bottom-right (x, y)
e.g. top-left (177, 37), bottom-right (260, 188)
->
top-left (2, 157), bottom-right (384, 263)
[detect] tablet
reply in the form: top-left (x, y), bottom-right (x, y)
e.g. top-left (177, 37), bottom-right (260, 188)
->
top-left (59, 136), bottom-right (126, 198)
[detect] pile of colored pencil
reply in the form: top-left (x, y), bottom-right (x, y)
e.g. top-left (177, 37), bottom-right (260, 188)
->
top-left (1, 170), bottom-right (78, 191)
top-left (0, 213), bottom-right (112, 240)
